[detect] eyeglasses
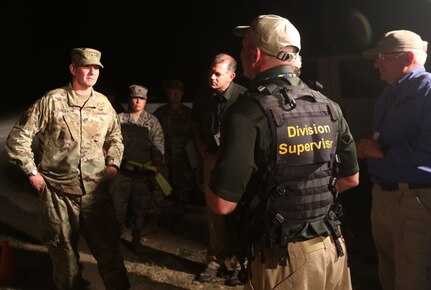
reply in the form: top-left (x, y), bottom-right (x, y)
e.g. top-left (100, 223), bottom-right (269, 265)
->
top-left (376, 52), bottom-right (405, 62)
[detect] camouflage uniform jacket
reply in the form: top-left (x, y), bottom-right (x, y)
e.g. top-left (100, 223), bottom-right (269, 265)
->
top-left (5, 83), bottom-right (124, 195)
top-left (153, 104), bottom-right (192, 157)
top-left (117, 110), bottom-right (165, 168)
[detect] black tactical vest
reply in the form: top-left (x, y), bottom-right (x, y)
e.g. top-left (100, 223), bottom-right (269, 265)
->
top-left (245, 80), bottom-right (342, 256)
top-left (254, 81), bottom-right (339, 222)
top-left (121, 123), bottom-right (152, 164)
top-left (228, 80), bottom-right (345, 282)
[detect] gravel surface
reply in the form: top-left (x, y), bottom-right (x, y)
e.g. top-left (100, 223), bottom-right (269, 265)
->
top-left (0, 173), bottom-right (381, 290)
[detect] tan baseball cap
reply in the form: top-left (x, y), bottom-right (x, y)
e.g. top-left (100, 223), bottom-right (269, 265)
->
top-left (363, 30), bottom-right (428, 57)
top-left (233, 14), bottom-right (301, 60)
top-left (70, 48), bottom-right (104, 68)
top-left (129, 84), bottom-right (148, 99)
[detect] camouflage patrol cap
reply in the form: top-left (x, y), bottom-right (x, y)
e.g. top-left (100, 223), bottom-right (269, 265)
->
top-left (233, 14), bottom-right (301, 60)
top-left (163, 79), bottom-right (184, 91)
top-left (71, 47), bottom-right (104, 68)
top-left (129, 84), bottom-right (148, 99)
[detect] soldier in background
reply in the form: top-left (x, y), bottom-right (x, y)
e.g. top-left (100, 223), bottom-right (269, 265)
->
top-left (5, 47), bottom-right (130, 289)
top-left (110, 84), bottom-right (165, 254)
top-left (153, 79), bottom-right (194, 234)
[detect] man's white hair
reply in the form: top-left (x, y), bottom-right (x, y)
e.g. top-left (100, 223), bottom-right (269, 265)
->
top-left (413, 49), bottom-right (427, 65)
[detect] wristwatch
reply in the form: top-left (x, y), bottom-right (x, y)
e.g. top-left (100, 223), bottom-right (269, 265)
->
top-left (28, 169), bottom-right (38, 176)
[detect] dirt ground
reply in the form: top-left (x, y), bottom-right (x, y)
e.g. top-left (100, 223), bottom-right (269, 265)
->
top-left (0, 204), bottom-right (243, 290)
top-left (0, 171), bottom-right (381, 290)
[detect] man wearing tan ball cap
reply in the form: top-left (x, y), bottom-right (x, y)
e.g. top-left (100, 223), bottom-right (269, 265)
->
top-left (363, 29), bottom-right (427, 57)
top-left (233, 14), bottom-right (301, 61)
top-left (357, 29), bottom-right (431, 290)
top-left (71, 47), bottom-right (104, 68)
top-left (206, 14), bottom-right (359, 290)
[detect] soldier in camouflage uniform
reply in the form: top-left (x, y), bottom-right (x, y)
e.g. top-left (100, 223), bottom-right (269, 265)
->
top-left (5, 48), bottom-right (130, 290)
top-left (153, 79), bottom-right (194, 234)
top-left (110, 84), bottom-right (165, 253)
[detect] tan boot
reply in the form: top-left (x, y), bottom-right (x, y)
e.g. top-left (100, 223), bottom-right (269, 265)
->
top-left (197, 261), bottom-right (219, 283)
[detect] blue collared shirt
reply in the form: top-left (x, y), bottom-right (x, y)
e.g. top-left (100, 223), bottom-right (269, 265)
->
top-left (368, 67), bottom-right (431, 183)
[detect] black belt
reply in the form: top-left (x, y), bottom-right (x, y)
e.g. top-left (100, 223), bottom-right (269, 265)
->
top-left (379, 183), bottom-right (431, 191)
top-left (120, 168), bottom-right (154, 176)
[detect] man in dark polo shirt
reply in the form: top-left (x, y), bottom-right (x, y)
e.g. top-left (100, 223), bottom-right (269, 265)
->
top-left (191, 53), bottom-right (247, 285)
top-left (205, 15), bottom-right (359, 289)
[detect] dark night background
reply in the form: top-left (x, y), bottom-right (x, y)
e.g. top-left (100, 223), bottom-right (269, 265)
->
top-left (2, 0), bottom-right (431, 108)
top-left (1, 1), bottom-right (431, 289)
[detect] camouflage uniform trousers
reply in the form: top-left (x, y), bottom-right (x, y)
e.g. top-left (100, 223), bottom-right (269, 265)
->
top-left (39, 182), bottom-right (130, 290)
top-left (166, 150), bottom-right (194, 216)
top-left (110, 170), bottom-right (156, 231)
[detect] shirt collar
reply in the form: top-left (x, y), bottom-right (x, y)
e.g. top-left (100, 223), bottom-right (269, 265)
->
top-left (212, 82), bottom-right (236, 102)
top-left (394, 66), bottom-right (426, 87)
top-left (250, 65), bottom-right (300, 90)
top-left (67, 83), bottom-right (97, 108)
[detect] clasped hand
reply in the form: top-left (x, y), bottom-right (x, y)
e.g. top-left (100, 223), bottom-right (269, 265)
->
top-left (356, 138), bottom-right (385, 159)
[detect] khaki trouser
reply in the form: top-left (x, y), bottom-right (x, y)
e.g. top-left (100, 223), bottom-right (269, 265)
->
top-left (204, 153), bottom-right (238, 271)
top-left (39, 183), bottom-right (130, 290)
top-left (371, 184), bottom-right (431, 290)
top-left (245, 235), bottom-right (352, 290)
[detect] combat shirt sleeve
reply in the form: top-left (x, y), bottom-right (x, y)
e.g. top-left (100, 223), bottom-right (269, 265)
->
top-left (5, 99), bottom-right (48, 175)
top-left (149, 116), bottom-right (165, 155)
top-left (104, 109), bottom-right (124, 168)
top-left (333, 103), bottom-right (360, 177)
top-left (149, 115), bottom-right (165, 167)
top-left (210, 103), bottom-right (261, 202)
